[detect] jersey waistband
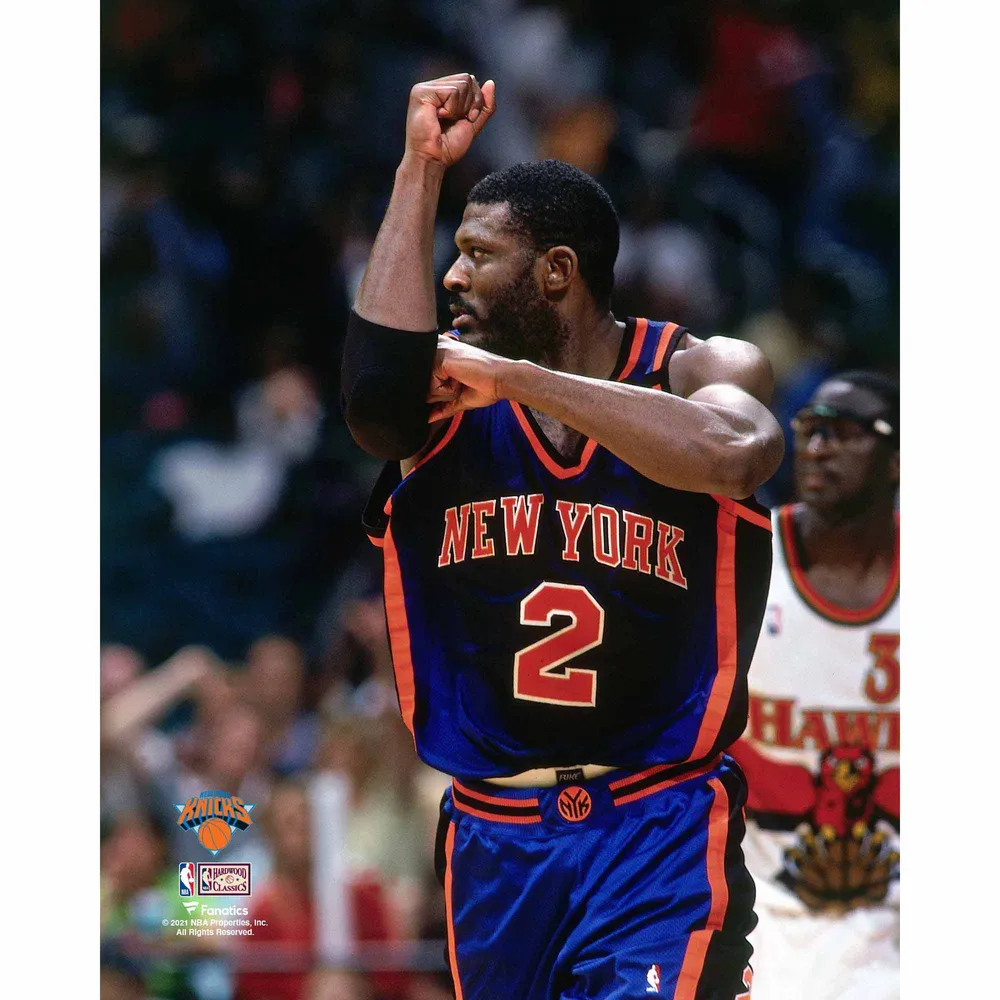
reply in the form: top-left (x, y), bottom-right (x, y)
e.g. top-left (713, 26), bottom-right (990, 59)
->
top-left (482, 764), bottom-right (618, 788)
top-left (452, 756), bottom-right (724, 825)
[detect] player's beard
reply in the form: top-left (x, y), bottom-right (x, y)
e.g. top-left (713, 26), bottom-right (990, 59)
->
top-left (458, 259), bottom-right (570, 367)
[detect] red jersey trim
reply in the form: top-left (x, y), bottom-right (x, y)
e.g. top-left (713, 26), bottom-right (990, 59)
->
top-left (779, 504), bottom-right (900, 625)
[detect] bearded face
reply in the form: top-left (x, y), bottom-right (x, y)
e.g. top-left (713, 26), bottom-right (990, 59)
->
top-left (445, 201), bottom-right (571, 368)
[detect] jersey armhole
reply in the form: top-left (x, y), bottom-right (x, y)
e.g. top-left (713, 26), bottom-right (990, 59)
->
top-left (363, 413), bottom-right (465, 545)
top-left (635, 324), bottom-right (689, 393)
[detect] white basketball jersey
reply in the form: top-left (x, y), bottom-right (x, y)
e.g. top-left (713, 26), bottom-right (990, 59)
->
top-left (735, 504), bottom-right (899, 916)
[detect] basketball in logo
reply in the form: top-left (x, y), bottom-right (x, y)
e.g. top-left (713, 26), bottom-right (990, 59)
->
top-left (198, 817), bottom-right (233, 852)
top-left (556, 786), bottom-right (592, 822)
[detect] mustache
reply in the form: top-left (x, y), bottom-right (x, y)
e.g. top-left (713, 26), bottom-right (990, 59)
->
top-left (449, 296), bottom-right (478, 318)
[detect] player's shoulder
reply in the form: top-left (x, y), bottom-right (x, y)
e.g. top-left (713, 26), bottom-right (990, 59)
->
top-left (667, 331), bottom-right (774, 402)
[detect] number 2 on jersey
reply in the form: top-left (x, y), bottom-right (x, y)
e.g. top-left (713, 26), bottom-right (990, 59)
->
top-left (513, 582), bottom-right (605, 707)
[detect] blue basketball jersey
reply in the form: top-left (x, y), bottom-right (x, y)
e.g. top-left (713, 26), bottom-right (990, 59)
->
top-left (364, 317), bottom-right (773, 779)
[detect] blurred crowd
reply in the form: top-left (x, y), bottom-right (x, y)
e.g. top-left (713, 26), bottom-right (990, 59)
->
top-left (100, 0), bottom-right (898, 996)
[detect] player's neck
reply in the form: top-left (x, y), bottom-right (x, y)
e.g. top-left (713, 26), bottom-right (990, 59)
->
top-left (795, 502), bottom-right (896, 571)
top-left (549, 307), bottom-right (623, 381)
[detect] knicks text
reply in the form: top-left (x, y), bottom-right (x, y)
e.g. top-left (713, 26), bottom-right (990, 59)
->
top-left (176, 794), bottom-right (254, 830)
top-left (437, 494), bottom-right (688, 588)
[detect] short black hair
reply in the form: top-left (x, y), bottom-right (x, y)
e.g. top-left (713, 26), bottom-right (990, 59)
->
top-left (467, 160), bottom-right (620, 309)
top-left (834, 370), bottom-right (899, 439)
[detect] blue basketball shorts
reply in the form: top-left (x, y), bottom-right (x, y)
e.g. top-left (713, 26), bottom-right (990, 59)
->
top-left (434, 755), bottom-right (756, 1000)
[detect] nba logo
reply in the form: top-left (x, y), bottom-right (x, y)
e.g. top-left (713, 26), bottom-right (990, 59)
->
top-left (645, 964), bottom-right (661, 993)
top-left (178, 862), bottom-right (196, 897)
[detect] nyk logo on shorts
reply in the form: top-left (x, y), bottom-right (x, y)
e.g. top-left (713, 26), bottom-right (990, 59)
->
top-left (174, 789), bottom-right (256, 856)
top-left (556, 786), bottom-right (592, 822)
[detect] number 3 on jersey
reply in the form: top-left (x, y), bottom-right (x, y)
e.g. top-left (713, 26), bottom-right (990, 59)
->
top-left (513, 582), bottom-right (605, 707)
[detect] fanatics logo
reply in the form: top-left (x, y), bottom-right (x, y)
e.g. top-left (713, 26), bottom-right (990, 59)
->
top-left (556, 786), bottom-right (592, 822)
top-left (646, 964), bottom-right (661, 993)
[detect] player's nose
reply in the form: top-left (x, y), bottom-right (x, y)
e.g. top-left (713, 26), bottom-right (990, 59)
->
top-left (443, 256), bottom-right (471, 292)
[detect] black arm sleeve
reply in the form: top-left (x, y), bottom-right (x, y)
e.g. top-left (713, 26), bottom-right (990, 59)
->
top-left (340, 309), bottom-right (439, 460)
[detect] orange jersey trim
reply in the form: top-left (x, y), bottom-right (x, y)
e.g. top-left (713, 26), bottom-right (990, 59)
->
top-left (618, 316), bottom-right (650, 381)
top-left (651, 321), bottom-right (680, 374)
top-left (450, 799), bottom-right (544, 825)
top-left (508, 401), bottom-right (600, 479)
top-left (506, 318), bottom-right (651, 479)
top-left (610, 758), bottom-right (720, 807)
top-left (444, 821), bottom-right (464, 1000)
top-left (779, 505), bottom-right (899, 624)
top-left (452, 780), bottom-right (540, 810)
top-left (404, 412), bottom-right (465, 480)
top-left (673, 776), bottom-right (732, 1000)
top-left (712, 494), bottom-right (773, 532)
top-left (382, 509), bottom-right (417, 745)
top-left (686, 504), bottom-right (739, 763)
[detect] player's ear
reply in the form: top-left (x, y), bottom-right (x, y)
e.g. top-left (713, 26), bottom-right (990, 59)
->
top-left (542, 245), bottom-right (577, 297)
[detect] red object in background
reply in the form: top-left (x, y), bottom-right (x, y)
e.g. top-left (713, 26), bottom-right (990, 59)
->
top-left (688, 10), bottom-right (818, 157)
top-left (731, 737), bottom-right (900, 832)
top-left (141, 389), bottom-right (187, 432)
top-left (235, 875), bottom-right (411, 1000)
top-left (267, 65), bottom-right (305, 126)
top-left (114, 0), bottom-right (171, 55)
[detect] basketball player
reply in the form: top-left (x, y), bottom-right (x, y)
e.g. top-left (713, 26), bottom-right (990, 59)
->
top-left (341, 74), bottom-right (784, 999)
top-left (729, 373), bottom-right (899, 1000)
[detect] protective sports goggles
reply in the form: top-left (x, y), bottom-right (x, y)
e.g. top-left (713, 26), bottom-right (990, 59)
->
top-left (790, 403), bottom-right (895, 445)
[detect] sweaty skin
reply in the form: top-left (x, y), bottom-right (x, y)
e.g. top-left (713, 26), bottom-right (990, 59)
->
top-left (353, 74), bottom-right (784, 498)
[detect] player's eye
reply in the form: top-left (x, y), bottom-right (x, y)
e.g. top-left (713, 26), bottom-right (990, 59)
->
top-left (470, 247), bottom-right (487, 259)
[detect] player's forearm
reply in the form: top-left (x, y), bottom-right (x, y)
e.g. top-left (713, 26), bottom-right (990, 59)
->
top-left (500, 362), bottom-right (781, 497)
top-left (354, 154), bottom-right (445, 331)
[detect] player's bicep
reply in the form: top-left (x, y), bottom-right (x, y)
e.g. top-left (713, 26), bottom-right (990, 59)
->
top-left (669, 336), bottom-right (775, 405)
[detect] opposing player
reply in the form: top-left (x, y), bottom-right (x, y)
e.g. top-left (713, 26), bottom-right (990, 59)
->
top-left (730, 372), bottom-right (899, 1000)
top-left (341, 74), bottom-right (784, 999)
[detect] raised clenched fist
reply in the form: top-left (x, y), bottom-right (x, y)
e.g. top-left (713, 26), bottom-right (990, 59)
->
top-left (404, 74), bottom-right (497, 168)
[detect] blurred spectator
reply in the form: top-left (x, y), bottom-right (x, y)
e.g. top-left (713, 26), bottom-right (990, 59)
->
top-left (237, 779), bottom-right (407, 1000)
top-left (101, 811), bottom-right (217, 999)
top-left (245, 635), bottom-right (321, 776)
top-left (236, 780), bottom-right (315, 1000)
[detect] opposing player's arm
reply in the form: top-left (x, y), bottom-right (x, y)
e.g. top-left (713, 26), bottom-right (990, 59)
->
top-left (428, 333), bottom-right (784, 498)
top-left (340, 75), bottom-right (495, 461)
